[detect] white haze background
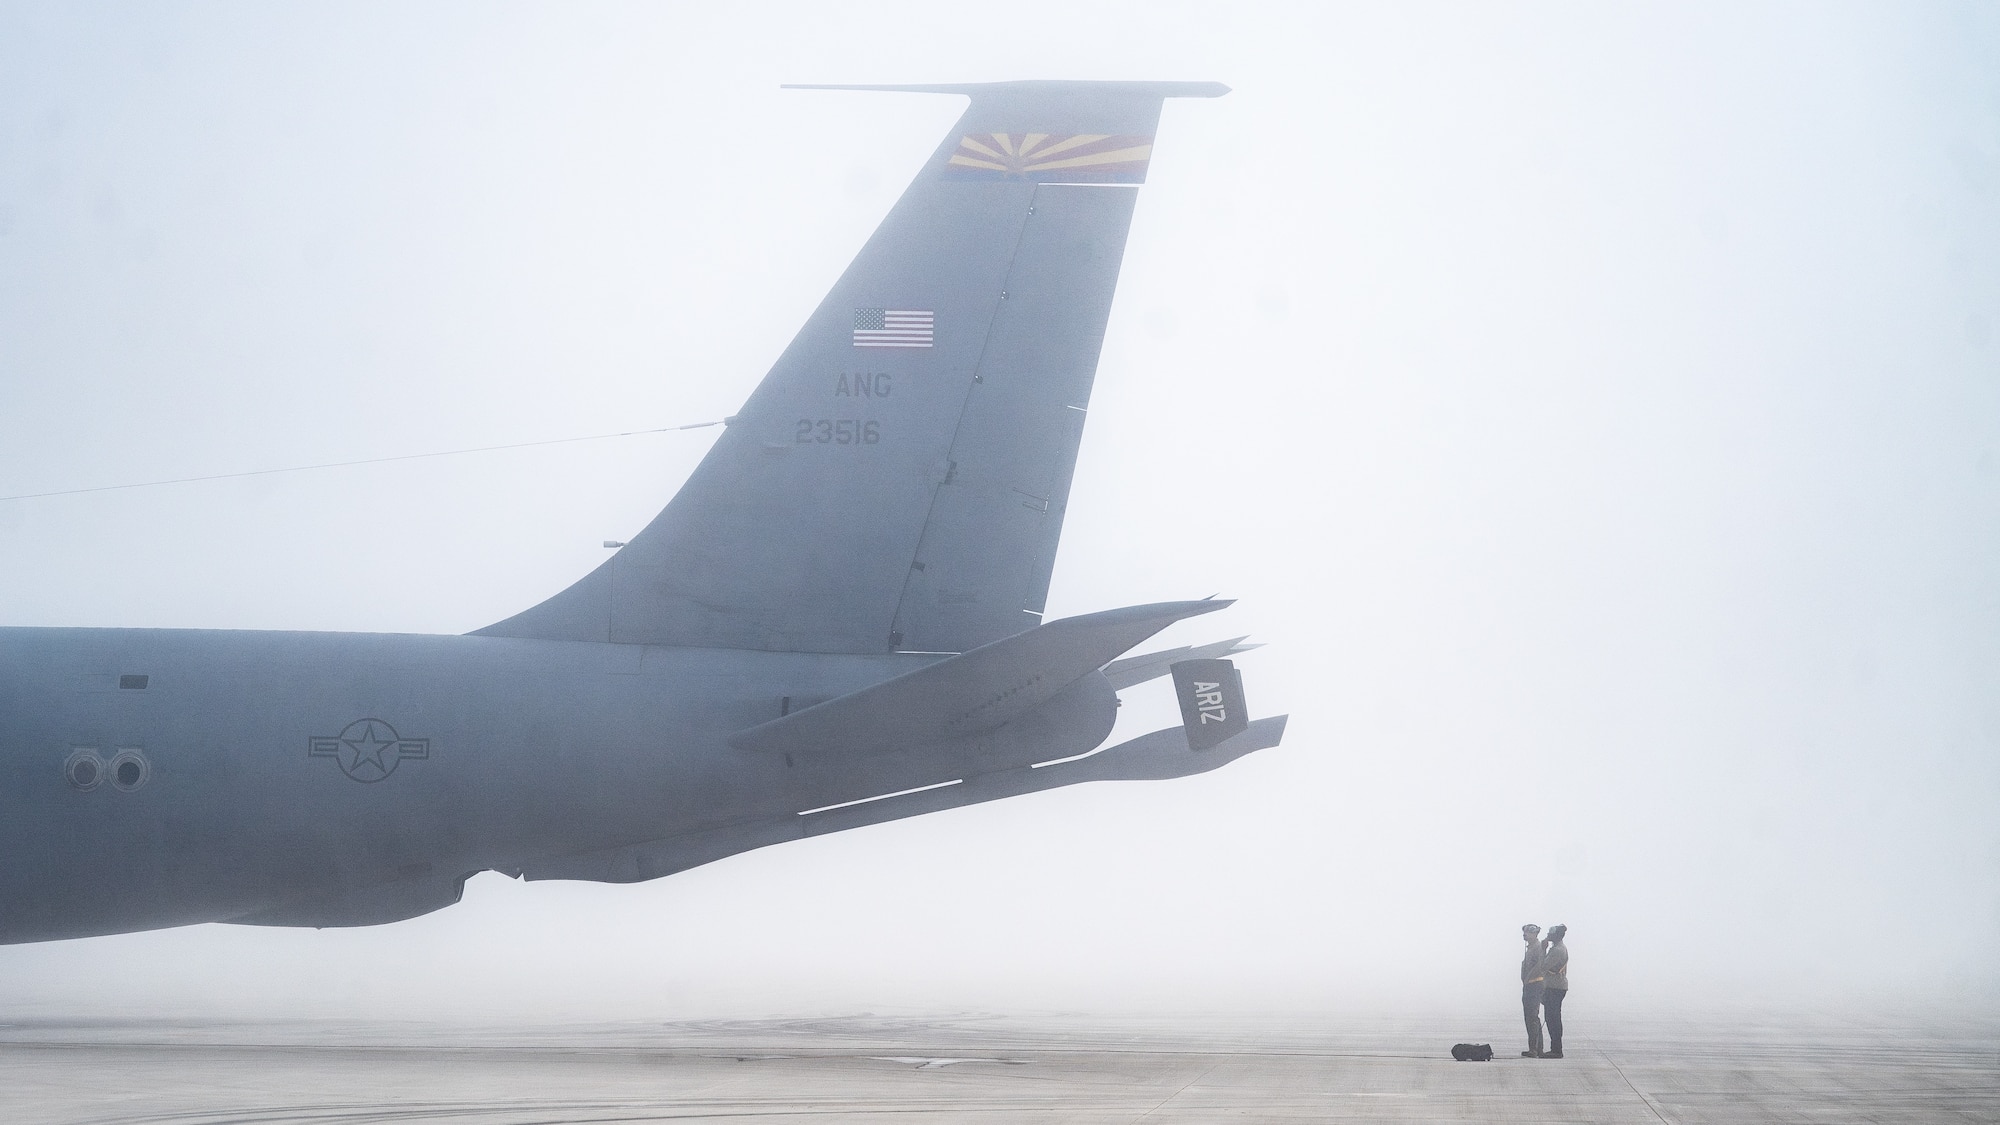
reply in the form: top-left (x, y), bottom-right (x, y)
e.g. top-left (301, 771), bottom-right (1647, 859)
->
top-left (1, 2), bottom-right (1995, 1020)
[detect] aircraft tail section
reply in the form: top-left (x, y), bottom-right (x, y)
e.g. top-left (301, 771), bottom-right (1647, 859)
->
top-left (730, 598), bottom-right (1229, 758)
top-left (475, 81), bottom-right (1227, 653)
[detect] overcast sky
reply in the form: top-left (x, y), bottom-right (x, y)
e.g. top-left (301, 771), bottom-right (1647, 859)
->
top-left (1, 2), bottom-right (1996, 1021)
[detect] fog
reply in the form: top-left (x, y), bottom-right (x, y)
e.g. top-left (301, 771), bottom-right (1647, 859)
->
top-left (1, 2), bottom-right (1995, 1022)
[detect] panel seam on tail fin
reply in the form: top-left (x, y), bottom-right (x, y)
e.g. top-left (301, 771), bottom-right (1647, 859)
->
top-left (885, 189), bottom-right (1045, 653)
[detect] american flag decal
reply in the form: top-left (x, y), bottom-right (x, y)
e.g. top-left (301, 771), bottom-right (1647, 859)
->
top-left (853, 308), bottom-right (934, 348)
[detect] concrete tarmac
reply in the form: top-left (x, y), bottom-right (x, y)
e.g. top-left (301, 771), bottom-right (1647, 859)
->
top-left (2, 1012), bottom-right (1995, 1124)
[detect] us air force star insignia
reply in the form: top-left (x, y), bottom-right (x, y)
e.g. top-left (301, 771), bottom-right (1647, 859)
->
top-left (308, 718), bottom-right (429, 783)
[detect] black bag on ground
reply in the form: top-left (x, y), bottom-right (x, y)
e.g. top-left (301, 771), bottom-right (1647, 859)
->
top-left (1451, 1043), bottom-right (1494, 1061)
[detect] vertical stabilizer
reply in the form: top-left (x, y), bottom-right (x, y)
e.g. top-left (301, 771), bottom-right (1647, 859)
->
top-left (475, 81), bottom-right (1227, 652)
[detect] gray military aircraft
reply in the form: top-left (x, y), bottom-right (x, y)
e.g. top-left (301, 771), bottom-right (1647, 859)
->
top-left (0, 80), bottom-right (1284, 944)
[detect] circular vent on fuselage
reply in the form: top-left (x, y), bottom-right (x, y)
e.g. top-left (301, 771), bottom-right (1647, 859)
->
top-left (64, 749), bottom-right (105, 792)
top-left (109, 749), bottom-right (150, 792)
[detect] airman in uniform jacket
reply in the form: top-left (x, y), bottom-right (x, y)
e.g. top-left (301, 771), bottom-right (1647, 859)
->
top-left (1540, 925), bottom-right (1569, 1058)
top-left (1520, 924), bottom-right (1548, 1057)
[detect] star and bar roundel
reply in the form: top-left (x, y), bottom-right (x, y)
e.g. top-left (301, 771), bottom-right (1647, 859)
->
top-left (309, 717), bottom-right (429, 783)
top-left (942, 133), bottom-right (1154, 183)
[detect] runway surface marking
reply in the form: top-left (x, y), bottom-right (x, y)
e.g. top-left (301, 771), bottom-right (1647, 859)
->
top-left (1, 1014), bottom-right (1993, 1124)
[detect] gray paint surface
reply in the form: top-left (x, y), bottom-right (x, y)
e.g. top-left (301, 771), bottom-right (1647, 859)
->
top-left (0, 81), bottom-right (1281, 945)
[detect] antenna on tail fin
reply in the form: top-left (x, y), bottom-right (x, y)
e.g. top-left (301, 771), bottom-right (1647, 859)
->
top-left (475, 81), bottom-right (1227, 654)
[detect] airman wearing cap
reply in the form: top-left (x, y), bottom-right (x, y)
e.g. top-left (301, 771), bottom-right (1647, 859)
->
top-left (1541, 924), bottom-right (1570, 1058)
top-left (1520, 924), bottom-right (1548, 1057)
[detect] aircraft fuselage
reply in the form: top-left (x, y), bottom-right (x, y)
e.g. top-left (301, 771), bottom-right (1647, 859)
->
top-left (0, 627), bottom-right (933, 943)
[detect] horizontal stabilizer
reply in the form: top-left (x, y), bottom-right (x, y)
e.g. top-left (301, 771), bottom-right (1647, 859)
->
top-left (730, 599), bottom-right (1229, 757)
top-left (1103, 636), bottom-right (1259, 690)
top-left (1046, 714), bottom-right (1288, 783)
top-left (780, 715), bottom-right (1287, 837)
top-left (521, 714), bottom-right (1286, 884)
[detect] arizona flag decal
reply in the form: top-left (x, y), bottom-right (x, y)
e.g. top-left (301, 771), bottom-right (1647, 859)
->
top-left (943, 133), bottom-right (1155, 183)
